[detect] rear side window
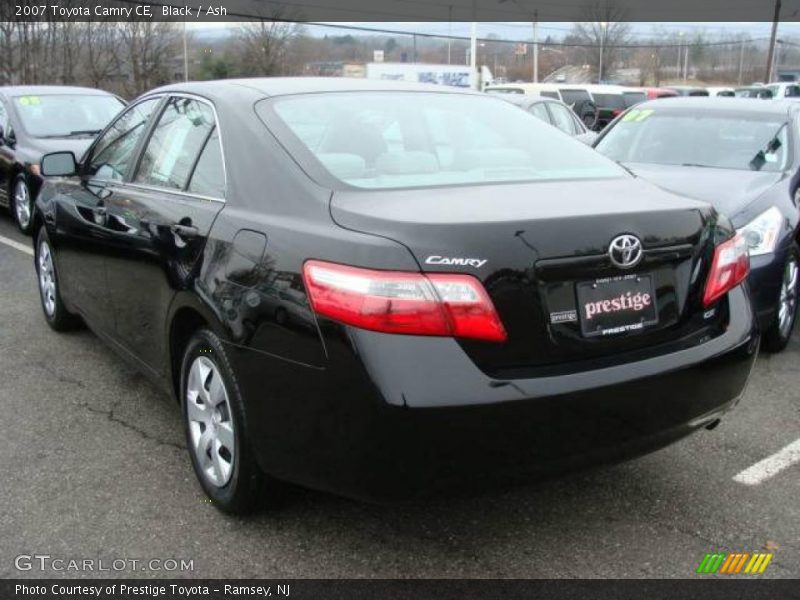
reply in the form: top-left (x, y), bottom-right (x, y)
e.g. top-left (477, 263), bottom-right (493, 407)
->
top-left (559, 89), bottom-right (590, 106)
top-left (135, 97), bottom-right (215, 190)
top-left (593, 93), bottom-right (626, 109)
top-left (186, 129), bottom-right (225, 198)
top-left (623, 92), bottom-right (646, 107)
top-left (786, 86), bottom-right (800, 97)
top-left (87, 97), bottom-right (160, 181)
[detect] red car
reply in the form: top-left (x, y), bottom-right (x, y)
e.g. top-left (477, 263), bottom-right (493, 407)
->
top-left (642, 87), bottom-right (679, 99)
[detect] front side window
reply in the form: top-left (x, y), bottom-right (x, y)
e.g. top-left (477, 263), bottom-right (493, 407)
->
top-left (12, 94), bottom-right (124, 138)
top-left (259, 92), bottom-right (624, 190)
top-left (86, 98), bottom-right (160, 181)
top-left (786, 86), bottom-right (800, 97)
top-left (135, 97), bottom-right (216, 191)
top-left (595, 109), bottom-right (790, 172)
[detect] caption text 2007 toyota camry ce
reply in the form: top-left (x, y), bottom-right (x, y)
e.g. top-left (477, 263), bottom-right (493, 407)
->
top-left (32, 78), bottom-right (757, 513)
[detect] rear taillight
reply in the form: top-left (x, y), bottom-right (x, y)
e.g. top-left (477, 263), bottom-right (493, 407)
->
top-left (703, 233), bottom-right (750, 307)
top-left (302, 260), bottom-right (507, 342)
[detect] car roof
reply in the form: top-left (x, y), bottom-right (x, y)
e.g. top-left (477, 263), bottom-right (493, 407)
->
top-left (0, 85), bottom-right (117, 98)
top-left (148, 77), bottom-right (479, 99)
top-left (636, 96), bottom-right (799, 116)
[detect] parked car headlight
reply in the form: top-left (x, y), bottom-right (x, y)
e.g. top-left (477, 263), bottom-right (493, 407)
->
top-left (737, 206), bottom-right (784, 256)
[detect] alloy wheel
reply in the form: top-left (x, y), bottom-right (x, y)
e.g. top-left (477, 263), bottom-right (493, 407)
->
top-left (38, 240), bottom-right (56, 317)
top-left (186, 356), bottom-right (236, 487)
top-left (778, 258), bottom-right (798, 339)
top-left (14, 180), bottom-right (31, 230)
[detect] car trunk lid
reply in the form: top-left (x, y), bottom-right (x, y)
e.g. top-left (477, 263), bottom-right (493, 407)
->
top-left (330, 177), bottom-right (727, 376)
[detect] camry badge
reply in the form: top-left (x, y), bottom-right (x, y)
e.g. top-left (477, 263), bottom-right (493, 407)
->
top-left (425, 255), bottom-right (488, 268)
top-left (608, 234), bottom-right (643, 269)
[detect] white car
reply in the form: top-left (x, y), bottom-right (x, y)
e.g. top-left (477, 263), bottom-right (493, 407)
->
top-left (765, 82), bottom-right (800, 99)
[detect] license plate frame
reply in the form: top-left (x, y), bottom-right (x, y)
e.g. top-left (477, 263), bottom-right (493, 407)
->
top-left (576, 274), bottom-right (658, 338)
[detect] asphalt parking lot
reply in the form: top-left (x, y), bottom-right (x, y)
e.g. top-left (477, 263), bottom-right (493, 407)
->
top-left (0, 216), bottom-right (797, 580)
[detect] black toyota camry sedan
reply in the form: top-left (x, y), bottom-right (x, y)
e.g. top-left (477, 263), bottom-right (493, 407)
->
top-left (33, 79), bottom-right (757, 513)
top-left (595, 98), bottom-right (800, 352)
top-left (0, 86), bottom-right (125, 234)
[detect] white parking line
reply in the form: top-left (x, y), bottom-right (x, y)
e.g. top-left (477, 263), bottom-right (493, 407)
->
top-left (0, 233), bottom-right (33, 256)
top-left (733, 438), bottom-right (800, 485)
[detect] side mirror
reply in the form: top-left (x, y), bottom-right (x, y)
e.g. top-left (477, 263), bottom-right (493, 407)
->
top-left (41, 151), bottom-right (78, 177)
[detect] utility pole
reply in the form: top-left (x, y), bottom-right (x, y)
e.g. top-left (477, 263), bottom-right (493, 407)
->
top-left (738, 39), bottom-right (745, 85)
top-left (766, 0), bottom-right (781, 82)
top-left (470, 21), bottom-right (478, 89)
top-left (532, 10), bottom-right (538, 82)
top-left (598, 22), bottom-right (606, 84)
top-left (183, 20), bottom-right (189, 82)
top-left (447, 5), bottom-right (452, 65)
top-left (683, 42), bottom-right (689, 81)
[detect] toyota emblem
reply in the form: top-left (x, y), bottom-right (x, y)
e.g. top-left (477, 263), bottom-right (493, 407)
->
top-left (608, 234), bottom-right (643, 269)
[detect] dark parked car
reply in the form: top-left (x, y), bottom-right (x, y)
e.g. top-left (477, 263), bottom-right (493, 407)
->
top-left (0, 86), bottom-right (125, 234)
top-left (595, 98), bottom-right (800, 351)
top-left (33, 79), bottom-right (757, 513)
top-left (501, 95), bottom-right (597, 144)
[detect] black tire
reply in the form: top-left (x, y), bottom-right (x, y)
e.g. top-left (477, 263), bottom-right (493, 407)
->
top-left (35, 227), bottom-right (81, 331)
top-left (762, 245), bottom-right (799, 353)
top-left (181, 328), bottom-right (265, 514)
top-left (11, 175), bottom-right (34, 235)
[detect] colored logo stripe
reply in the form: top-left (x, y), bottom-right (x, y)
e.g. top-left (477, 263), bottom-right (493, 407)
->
top-left (697, 553), bottom-right (773, 574)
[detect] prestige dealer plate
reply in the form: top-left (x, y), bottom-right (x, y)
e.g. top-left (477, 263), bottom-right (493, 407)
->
top-left (576, 274), bottom-right (658, 337)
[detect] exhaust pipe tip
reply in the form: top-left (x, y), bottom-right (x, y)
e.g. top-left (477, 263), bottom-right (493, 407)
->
top-left (705, 418), bottom-right (722, 431)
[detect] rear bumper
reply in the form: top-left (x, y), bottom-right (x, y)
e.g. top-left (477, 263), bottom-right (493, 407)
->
top-left (232, 286), bottom-right (758, 501)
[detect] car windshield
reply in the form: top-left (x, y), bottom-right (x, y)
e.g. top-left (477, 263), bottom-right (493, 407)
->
top-left (260, 92), bottom-right (625, 190)
top-left (12, 94), bottom-right (124, 138)
top-left (595, 108), bottom-right (790, 172)
top-left (593, 93), bottom-right (626, 109)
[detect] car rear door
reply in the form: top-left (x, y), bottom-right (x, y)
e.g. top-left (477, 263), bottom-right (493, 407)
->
top-left (100, 95), bottom-right (225, 373)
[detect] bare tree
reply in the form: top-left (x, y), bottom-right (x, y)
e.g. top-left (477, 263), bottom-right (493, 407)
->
top-left (571, 1), bottom-right (631, 82)
top-left (119, 21), bottom-right (180, 97)
top-left (80, 22), bottom-right (122, 90)
top-left (234, 17), bottom-right (300, 76)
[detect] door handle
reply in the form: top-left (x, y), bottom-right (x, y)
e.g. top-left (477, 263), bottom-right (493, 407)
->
top-left (170, 223), bottom-right (199, 239)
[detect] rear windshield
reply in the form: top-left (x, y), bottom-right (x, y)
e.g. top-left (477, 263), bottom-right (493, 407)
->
top-left (258, 92), bottom-right (624, 190)
top-left (559, 89), bottom-right (591, 106)
top-left (595, 108), bottom-right (790, 172)
top-left (592, 93), bottom-right (626, 109)
top-left (622, 92), bottom-right (647, 107)
top-left (12, 94), bottom-right (124, 138)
